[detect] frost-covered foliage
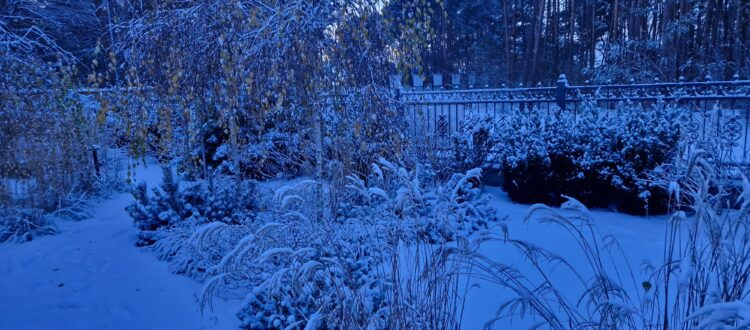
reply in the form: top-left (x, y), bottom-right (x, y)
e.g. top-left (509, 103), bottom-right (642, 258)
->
top-left (323, 89), bottom-right (408, 175)
top-left (116, 0), bottom-right (399, 180)
top-left (192, 160), bottom-right (498, 329)
top-left (199, 179), bottom-right (390, 329)
top-left (151, 219), bottom-right (252, 281)
top-left (451, 116), bottom-right (495, 172)
top-left (126, 167), bottom-right (257, 246)
top-left (642, 150), bottom-right (750, 329)
top-left (0, 31), bottom-right (121, 243)
top-left (491, 103), bottom-right (684, 214)
top-left (0, 208), bottom-right (57, 244)
top-left (343, 159), bottom-right (497, 242)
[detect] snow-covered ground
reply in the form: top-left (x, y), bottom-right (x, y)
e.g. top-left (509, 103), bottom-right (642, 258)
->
top-left (0, 162), bottom-right (240, 330)
top-left (0, 161), bottom-right (672, 329)
top-left (461, 187), bottom-right (670, 329)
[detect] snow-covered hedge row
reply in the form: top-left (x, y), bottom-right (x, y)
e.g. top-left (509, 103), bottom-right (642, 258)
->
top-left (461, 103), bottom-right (685, 214)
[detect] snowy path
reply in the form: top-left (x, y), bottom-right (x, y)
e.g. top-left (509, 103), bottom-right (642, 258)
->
top-left (0, 164), bottom-right (239, 330)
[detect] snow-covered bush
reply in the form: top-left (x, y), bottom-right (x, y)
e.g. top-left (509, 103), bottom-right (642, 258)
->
top-left (197, 160), bottom-right (499, 329)
top-left (152, 220), bottom-right (252, 281)
top-left (492, 103), bottom-right (684, 214)
top-left (0, 208), bottom-right (57, 243)
top-left (176, 110), bottom-right (232, 179)
top-left (451, 115), bottom-right (496, 173)
top-left (199, 179), bottom-right (390, 329)
top-left (233, 243), bottom-right (389, 329)
top-left (235, 107), bottom-right (311, 180)
top-left (126, 167), bottom-right (257, 246)
top-left (344, 159), bottom-right (497, 242)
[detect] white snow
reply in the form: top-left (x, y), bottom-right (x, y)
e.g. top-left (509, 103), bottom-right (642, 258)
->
top-left (0, 160), bottom-right (240, 330)
top-left (0, 161), bottom-right (673, 329)
top-left (460, 187), bottom-right (670, 329)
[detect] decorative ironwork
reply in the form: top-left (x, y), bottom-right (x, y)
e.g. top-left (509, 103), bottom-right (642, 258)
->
top-left (686, 112), bottom-right (702, 142)
top-left (571, 81), bottom-right (750, 101)
top-left (436, 115), bottom-right (448, 136)
top-left (723, 115), bottom-right (743, 148)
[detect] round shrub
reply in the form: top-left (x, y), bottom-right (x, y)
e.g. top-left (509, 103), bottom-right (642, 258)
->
top-left (490, 103), bottom-right (684, 215)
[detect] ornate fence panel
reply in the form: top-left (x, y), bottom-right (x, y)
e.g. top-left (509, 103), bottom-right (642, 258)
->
top-left (398, 76), bottom-right (750, 170)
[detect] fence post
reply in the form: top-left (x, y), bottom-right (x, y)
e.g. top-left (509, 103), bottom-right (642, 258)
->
top-left (90, 144), bottom-right (101, 177)
top-left (556, 74), bottom-right (568, 111)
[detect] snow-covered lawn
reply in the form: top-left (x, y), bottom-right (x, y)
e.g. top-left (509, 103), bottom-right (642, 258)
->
top-left (0, 163), bottom-right (240, 330)
top-left (0, 163), bottom-right (672, 329)
top-left (461, 187), bottom-right (669, 328)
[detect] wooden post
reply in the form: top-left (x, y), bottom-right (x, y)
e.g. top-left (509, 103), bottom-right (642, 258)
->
top-left (90, 145), bottom-right (101, 177)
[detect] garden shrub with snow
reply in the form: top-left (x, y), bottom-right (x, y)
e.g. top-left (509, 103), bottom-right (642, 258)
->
top-left (450, 116), bottom-right (495, 174)
top-left (0, 208), bottom-right (57, 243)
top-left (186, 159), bottom-right (499, 329)
top-left (486, 103), bottom-right (685, 214)
top-left (127, 167), bottom-right (257, 247)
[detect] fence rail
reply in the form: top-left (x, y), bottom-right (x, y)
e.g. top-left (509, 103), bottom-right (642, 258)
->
top-left (399, 75), bottom-right (750, 105)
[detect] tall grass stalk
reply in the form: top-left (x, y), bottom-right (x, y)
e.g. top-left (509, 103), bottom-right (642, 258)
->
top-left (444, 148), bottom-right (750, 329)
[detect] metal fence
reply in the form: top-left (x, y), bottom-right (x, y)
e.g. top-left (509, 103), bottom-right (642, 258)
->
top-left (75, 79), bottom-right (750, 170)
top-left (398, 75), bottom-right (750, 168)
